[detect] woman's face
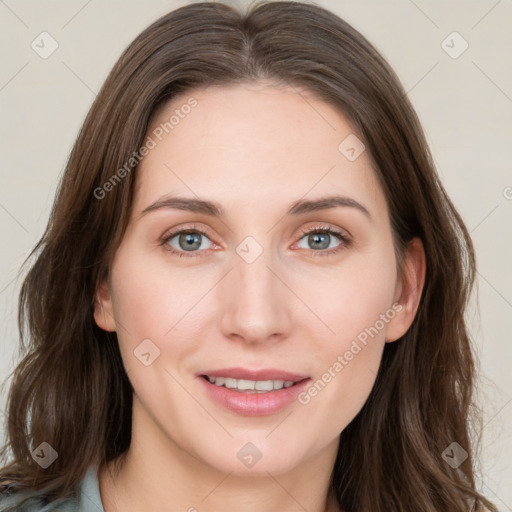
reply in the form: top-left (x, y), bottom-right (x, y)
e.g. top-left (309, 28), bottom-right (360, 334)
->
top-left (95, 81), bottom-right (423, 477)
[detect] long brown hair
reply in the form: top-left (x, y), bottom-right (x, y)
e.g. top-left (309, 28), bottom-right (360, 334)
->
top-left (0, 1), bottom-right (498, 510)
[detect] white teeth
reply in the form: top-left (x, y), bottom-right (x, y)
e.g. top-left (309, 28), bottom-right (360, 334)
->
top-left (224, 378), bottom-right (237, 389)
top-left (206, 376), bottom-right (296, 392)
top-left (255, 380), bottom-right (273, 391)
top-left (237, 379), bottom-right (256, 390)
top-left (273, 380), bottom-right (284, 390)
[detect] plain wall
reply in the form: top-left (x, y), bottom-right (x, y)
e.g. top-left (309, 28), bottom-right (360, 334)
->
top-left (0, 0), bottom-right (510, 508)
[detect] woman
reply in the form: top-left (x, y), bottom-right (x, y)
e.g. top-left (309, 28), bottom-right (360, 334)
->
top-left (0, 1), bottom-right (498, 511)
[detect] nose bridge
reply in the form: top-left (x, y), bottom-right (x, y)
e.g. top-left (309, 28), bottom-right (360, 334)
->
top-left (219, 236), bottom-right (291, 343)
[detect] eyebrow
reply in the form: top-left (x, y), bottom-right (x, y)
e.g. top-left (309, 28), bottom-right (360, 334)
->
top-left (138, 194), bottom-right (372, 221)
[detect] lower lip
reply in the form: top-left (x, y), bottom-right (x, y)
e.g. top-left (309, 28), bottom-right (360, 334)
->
top-left (198, 377), bottom-right (311, 416)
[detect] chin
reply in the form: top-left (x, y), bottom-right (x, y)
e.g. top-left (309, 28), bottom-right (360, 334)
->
top-left (194, 437), bottom-right (309, 477)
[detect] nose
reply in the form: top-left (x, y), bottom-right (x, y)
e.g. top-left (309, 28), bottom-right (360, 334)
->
top-left (218, 245), bottom-right (293, 345)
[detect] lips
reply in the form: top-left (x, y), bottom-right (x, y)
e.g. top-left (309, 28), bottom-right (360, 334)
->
top-left (197, 367), bottom-right (311, 416)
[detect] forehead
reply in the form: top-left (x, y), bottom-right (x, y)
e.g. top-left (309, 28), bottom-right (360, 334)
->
top-left (134, 82), bottom-right (386, 219)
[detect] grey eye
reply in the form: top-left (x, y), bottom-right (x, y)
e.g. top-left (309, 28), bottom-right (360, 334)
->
top-left (167, 231), bottom-right (212, 252)
top-left (297, 232), bottom-right (342, 251)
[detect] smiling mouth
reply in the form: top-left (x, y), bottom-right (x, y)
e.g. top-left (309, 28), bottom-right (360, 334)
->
top-left (200, 375), bottom-right (307, 393)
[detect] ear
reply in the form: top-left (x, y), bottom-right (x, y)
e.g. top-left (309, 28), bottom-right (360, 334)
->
top-left (385, 237), bottom-right (426, 342)
top-left (93, 277), bottom-right (117, 332)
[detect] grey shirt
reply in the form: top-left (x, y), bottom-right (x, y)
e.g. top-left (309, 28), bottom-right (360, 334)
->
top-left (0, 466), bottom-right (105, 511)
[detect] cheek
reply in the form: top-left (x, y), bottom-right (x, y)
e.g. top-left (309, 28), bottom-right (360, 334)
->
top-left (294, 247), bottom-right (396, 427)
top-left (296, 245), bottom-right (398, 353)
top-left (108, 251), bottom-right (213, 429)
top-left (108, 247), bottom-right (209, 372)
top-left (111, 239), bottom-right (212, 325)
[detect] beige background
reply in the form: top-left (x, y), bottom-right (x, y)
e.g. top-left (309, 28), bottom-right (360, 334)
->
top-left (0, 0), bottom-right (511, 508)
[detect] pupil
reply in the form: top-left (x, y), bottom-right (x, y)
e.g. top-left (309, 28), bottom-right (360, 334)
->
top-left (180, 232), bottom-right (201, 251)
top-left (310, 233), bottom-right (329, 250)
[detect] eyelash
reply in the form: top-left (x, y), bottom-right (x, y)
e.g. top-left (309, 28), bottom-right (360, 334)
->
top-left (160, 223), bottom-right (352, 258)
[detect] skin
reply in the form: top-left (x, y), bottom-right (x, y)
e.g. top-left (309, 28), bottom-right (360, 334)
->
top-left (94, 81), bottom-right (425, 512)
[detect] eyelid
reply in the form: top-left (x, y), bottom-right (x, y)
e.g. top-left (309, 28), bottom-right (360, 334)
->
top-left (295, 222), bottom-right (352, 240)
top-left (162, 223), bottom-right (216, 242)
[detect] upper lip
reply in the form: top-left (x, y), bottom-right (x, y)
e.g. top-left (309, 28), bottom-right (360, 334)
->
top-left (199, 367), bottom-right (309, 382)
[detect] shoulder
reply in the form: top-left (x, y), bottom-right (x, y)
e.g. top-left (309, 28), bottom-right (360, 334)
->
top-left (0, 466), bottom-right (102, 512)
top-left (0, 491), bottom-right (78, 511)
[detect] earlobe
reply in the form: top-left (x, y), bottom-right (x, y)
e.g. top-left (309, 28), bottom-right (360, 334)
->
top-left (385, 237), bottom-right (426, 342)
top-left (93, 277), bottom-right (117, 332)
